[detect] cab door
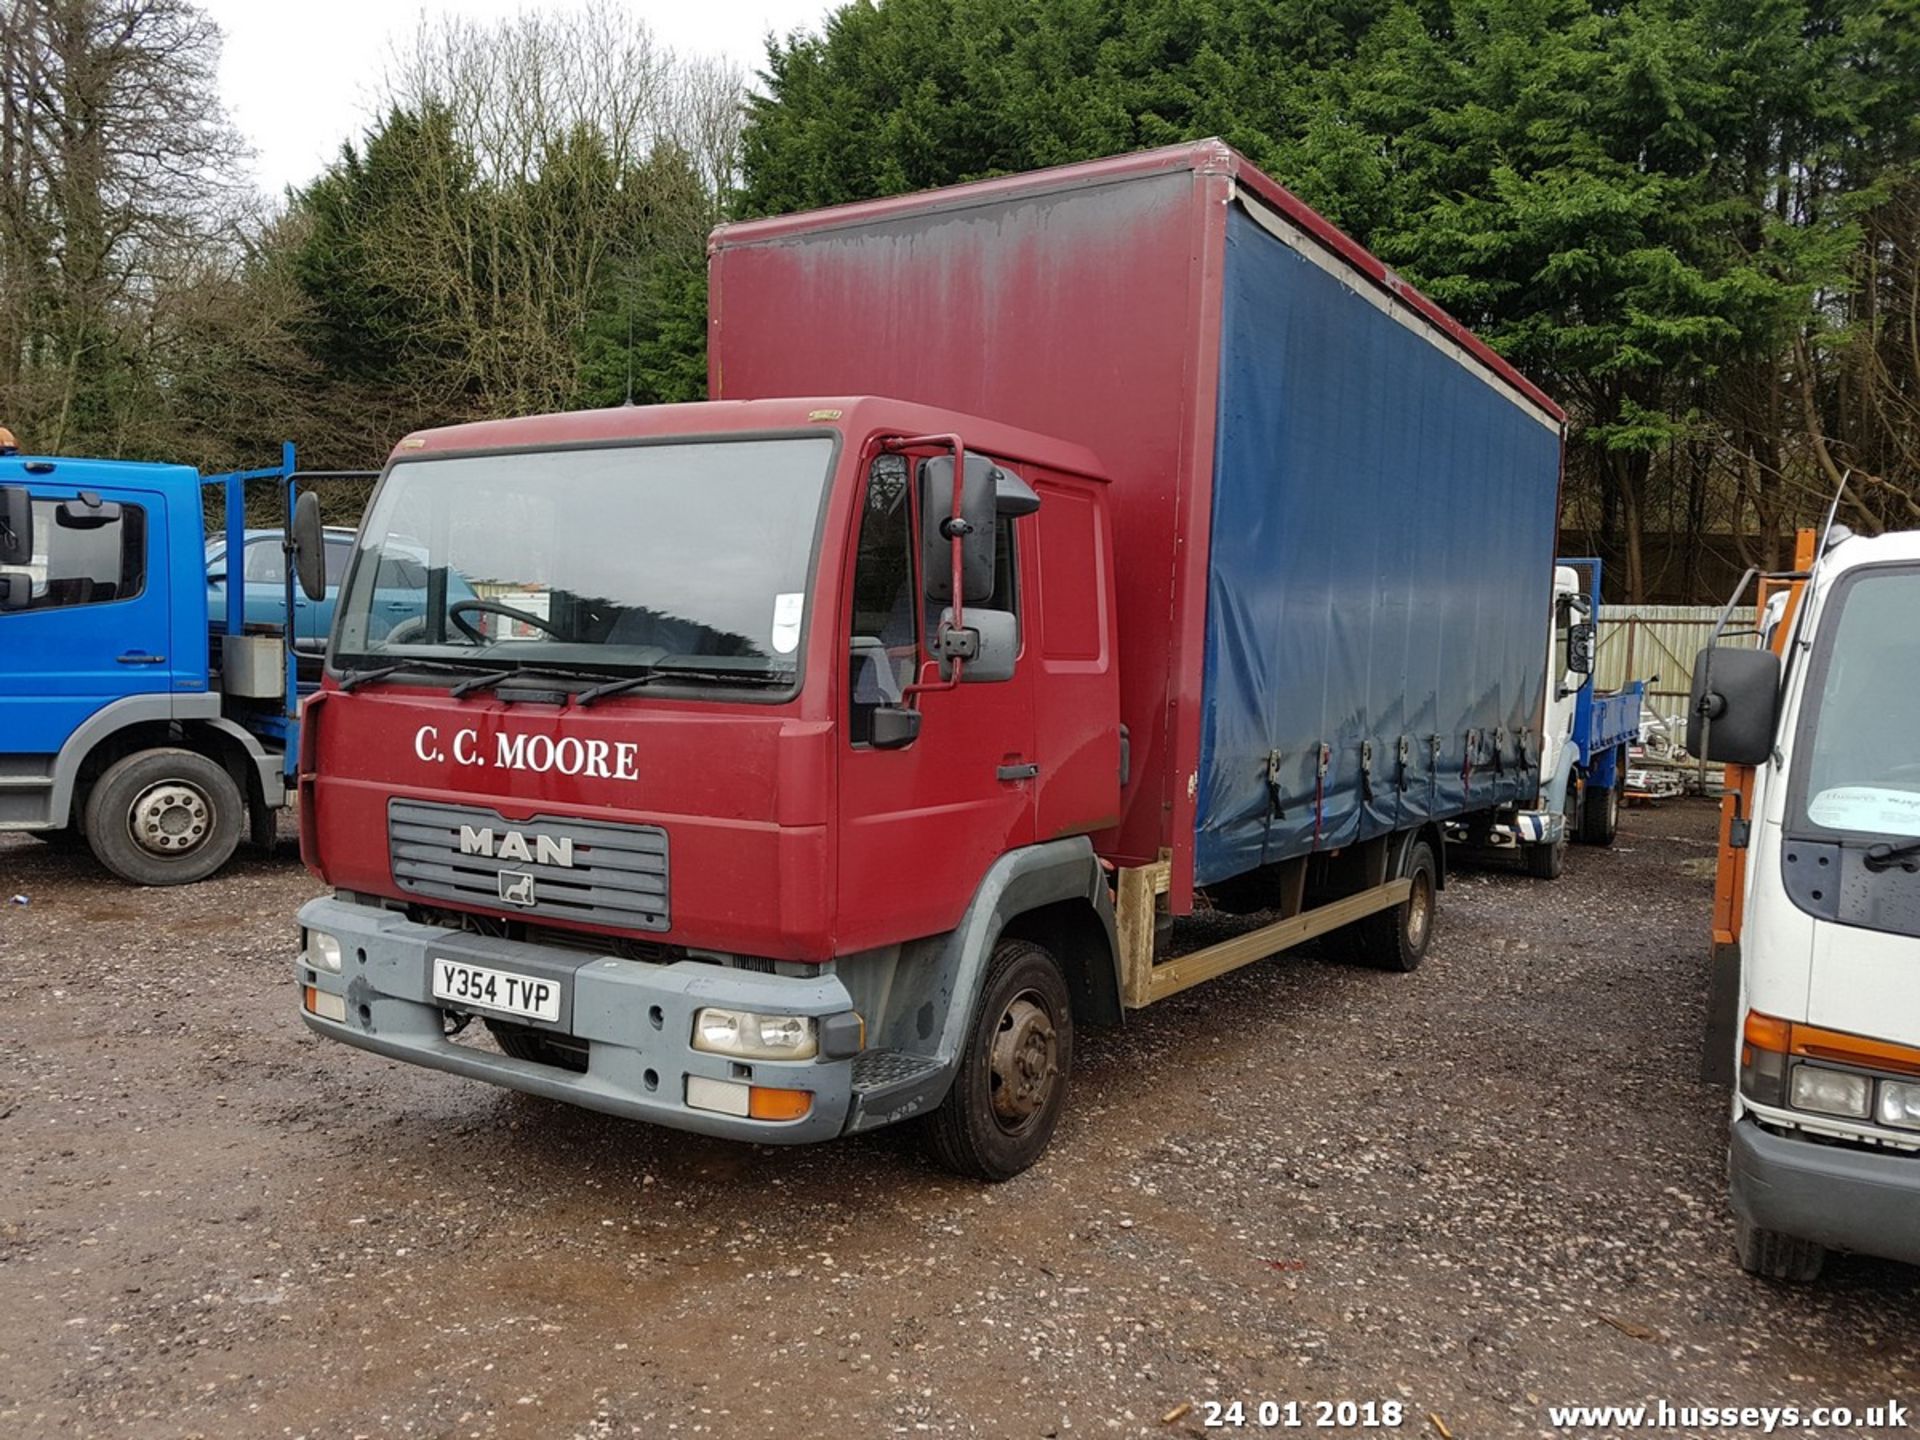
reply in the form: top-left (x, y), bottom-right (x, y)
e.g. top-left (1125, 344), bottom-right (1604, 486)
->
top-left (836, 452), bottom-right (1036, 953)
top-left (0, 486), bottom-right (171, 755)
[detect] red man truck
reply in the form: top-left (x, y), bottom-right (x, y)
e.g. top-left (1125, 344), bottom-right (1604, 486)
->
top-left (294, 142), bottom-right (1565, 1178)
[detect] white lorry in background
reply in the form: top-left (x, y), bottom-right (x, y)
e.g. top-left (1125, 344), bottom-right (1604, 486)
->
top-left (1479, 558), bottom-right (1644, 878)
top-left (1692, 524), bottom-right (1920, 1280)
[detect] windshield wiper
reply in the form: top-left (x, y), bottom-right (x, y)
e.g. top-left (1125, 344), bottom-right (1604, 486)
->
top-left (1864, 837), bottom-right (1920, 871)
top-left (573, 666), bottom-right (791, 707)
top-left (335, 658), bottom-right (498, 693)
top-left (447, 663), bottom-right (627, 700)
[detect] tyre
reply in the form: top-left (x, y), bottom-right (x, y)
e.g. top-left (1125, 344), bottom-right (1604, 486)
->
top-left (1525, 785), bottom-right (1576, 879)
top-left (1524, 831), bottom-right (1566, 879)
top-left (1577, 747), bottom-right (1626, 847)
top-left (925, 938), bottom-right (1074, 1181)
top-left (84, 747), bottom-right (244, 886)
top-left (1341, 839), bottom-right (1439, 972)
top-left (1735, 1214), bottom-right (1825, 1282)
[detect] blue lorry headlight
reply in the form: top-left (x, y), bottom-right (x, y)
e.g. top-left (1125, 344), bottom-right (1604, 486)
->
top-left (1790, 1064), bottom-right (1871, 1120)
top-left (1876, 1079), bottom-right (1920, 1131)
top-left (305, 930), bottom-right (342, 973)
top-left (692, 1007), bottom-right (818, 1060)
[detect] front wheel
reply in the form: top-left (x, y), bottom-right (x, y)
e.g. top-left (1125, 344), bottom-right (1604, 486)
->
top-left (1734, 1214), bottom-right (1825, 1282)
top-left (925, 938), bottom-right (1074, 1181)
top-left (84, 748), bottom-right (244, 886)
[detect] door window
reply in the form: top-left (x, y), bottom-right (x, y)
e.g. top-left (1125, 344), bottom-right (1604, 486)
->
top-left (15, 499), bottom-right (146, 610)
top-left (848, 455), bottom-right (919, 744)
top-left (243, 537), bottom-right (286, 583)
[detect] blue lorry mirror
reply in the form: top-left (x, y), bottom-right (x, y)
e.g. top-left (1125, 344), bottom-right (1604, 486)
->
top-left (292, 490), bottom-right (327, 602)
top-left (0, 486), bottom-right (28, 565)
top-left (1568, 621), bottom-right (1595, 674)
top-left (918, 453), bottom-right (998, 604)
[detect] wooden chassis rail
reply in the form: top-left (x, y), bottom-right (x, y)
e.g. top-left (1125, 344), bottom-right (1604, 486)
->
top-left (1116, 856), bottom-right (1412, 1008)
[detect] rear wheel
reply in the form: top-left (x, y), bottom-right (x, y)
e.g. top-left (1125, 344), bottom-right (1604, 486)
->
top-left (1341, 839), bottom-right (1438, 972)
top-left (1577, 746), bottom-right (1626, 847)
top-left (84, 748), bottom-right (244, 886)
top-left (925, 938), bottom-right (1074, 1181)
top-left (1734, 1214), bottom-right (1825, 1282)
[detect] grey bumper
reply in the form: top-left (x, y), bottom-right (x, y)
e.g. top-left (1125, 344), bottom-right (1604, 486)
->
top-left (295, 894), bottom-right (859, 1144)
top-left (1730, 1116), bottom-right (1920, 1267)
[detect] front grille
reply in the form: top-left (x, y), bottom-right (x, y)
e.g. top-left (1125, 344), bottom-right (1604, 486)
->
top-left (389, 799), bottom-right (669, 933)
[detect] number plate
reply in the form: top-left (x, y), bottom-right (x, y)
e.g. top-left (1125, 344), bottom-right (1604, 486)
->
top-left (431, 958), bottom-right (561, 1023)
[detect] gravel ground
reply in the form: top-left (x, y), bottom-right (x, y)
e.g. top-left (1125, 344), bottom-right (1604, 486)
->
top-left (2, 799), bottom-right (1916, 1440)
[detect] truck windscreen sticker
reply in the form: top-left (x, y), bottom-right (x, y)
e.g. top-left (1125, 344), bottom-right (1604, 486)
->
top-left (771, 591), bottom-right (804, 654)
top-left (1808, 786), bottom-right (1920, 838)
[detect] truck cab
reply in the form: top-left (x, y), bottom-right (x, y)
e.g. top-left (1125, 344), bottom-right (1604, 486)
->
top-left (0, 452), bottom-right (315, 884)
top-left (1486, 558), bottom-right (1643, 877)
top-left (294, 398), bottom-right (1125, 1177)
top-left (1693, 526), bottom-right (1920, 1279)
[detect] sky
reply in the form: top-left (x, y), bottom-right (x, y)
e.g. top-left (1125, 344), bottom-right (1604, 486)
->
top-left (200, 0), bottom-right (837, 197)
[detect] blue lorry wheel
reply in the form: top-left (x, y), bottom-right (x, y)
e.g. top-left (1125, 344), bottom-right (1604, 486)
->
top-left (84, 747), bottom-right (244, 887)
top-left (1577, 744), bottom-right (1627, 848)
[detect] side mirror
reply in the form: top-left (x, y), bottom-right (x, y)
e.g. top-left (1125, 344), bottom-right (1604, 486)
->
top-left (939, 606), bottom-right (1019, 683)
top-left (919, 454), bottom-right (998, 604)
top-left (995, 468), bottom-right (1041, 518)
top-left (0, 572), bottom-right (29, 610)
top-left (54, 492), bottom-right (121, 528)
top-left (1687, 646), bottom-right (1781, 766)
top-left (0, 486), bottom-right (30, 565)
top-left (292, 490), bottom-right (326, 602)
top-left (869, 705), bottom-right (922, 750)
top-left (1568, 621), bottom-right (1595, 675)
top-left (206, 570), bottom-right (226, 585)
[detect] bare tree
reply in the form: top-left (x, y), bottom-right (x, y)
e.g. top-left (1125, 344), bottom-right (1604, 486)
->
top-left (0, 0), bottom-right (247, 451)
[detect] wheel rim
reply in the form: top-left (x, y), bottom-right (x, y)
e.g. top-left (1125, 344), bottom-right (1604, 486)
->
top-left (1406, 869), bottom-right (1434, 949)
top-left (988, 988), bottom-right (1059, 1135)
top-left (127, 780), bottom-right (215, 857)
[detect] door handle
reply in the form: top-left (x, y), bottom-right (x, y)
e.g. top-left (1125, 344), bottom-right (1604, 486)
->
top-left (997, 762), bottom-right (1039, 782)
top-left (117, 651), bottom-right (166, 665)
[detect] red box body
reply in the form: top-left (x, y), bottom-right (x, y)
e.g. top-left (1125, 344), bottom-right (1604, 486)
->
top-left (710, 140), bottom-right (1563, 906)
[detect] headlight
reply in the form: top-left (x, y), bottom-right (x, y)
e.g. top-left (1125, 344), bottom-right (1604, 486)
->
top-left (306, 930), bottom-right (342, 973)
top-left (691, 1007), bottom-right (818, 1060)
top-left (1790, 1064), bottom-right (1871, 1119)
top-left (1877, 1078), bottom-right (1920, 1131)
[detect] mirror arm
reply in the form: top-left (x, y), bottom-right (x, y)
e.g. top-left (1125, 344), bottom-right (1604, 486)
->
top-left (884, 429), bottom-right (969, 682)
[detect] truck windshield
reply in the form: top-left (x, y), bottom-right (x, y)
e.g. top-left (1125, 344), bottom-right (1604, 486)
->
top-left (1792, 564), bottom-right (1920, 839)
top-left (330, 436), bottom-right (835, 691)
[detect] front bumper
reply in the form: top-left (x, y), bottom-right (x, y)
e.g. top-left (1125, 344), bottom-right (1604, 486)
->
top-left (1509, 809), bottom-right (1565, 845)
top-left (1730, 1116), bottom-right (1920, 1267)
top-left (295, 894), bottom-right (859, 1144)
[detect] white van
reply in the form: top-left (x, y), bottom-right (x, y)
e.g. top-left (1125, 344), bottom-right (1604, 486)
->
top-left (1693, 526), bottom-right (1920, 1281)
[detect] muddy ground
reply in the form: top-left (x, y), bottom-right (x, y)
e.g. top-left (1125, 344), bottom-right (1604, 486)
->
top-left (2, 799), bottom-right (1915, 1439)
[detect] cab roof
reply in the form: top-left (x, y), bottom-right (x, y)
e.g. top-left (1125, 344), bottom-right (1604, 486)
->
top-left (389, 396), bottom-right (1111, 483)
top-left (0, 454), bottom-right (201, 493)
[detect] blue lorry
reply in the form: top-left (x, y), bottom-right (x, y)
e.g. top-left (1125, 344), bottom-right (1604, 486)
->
top-left (1499, 556), bottom-right (1647, 878)
top-left (0, 444), bottom-right (330, 885)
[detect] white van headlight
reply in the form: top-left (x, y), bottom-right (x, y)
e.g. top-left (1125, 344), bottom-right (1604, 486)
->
top-left (1876, 1078), bottom-right (1920, 1131)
